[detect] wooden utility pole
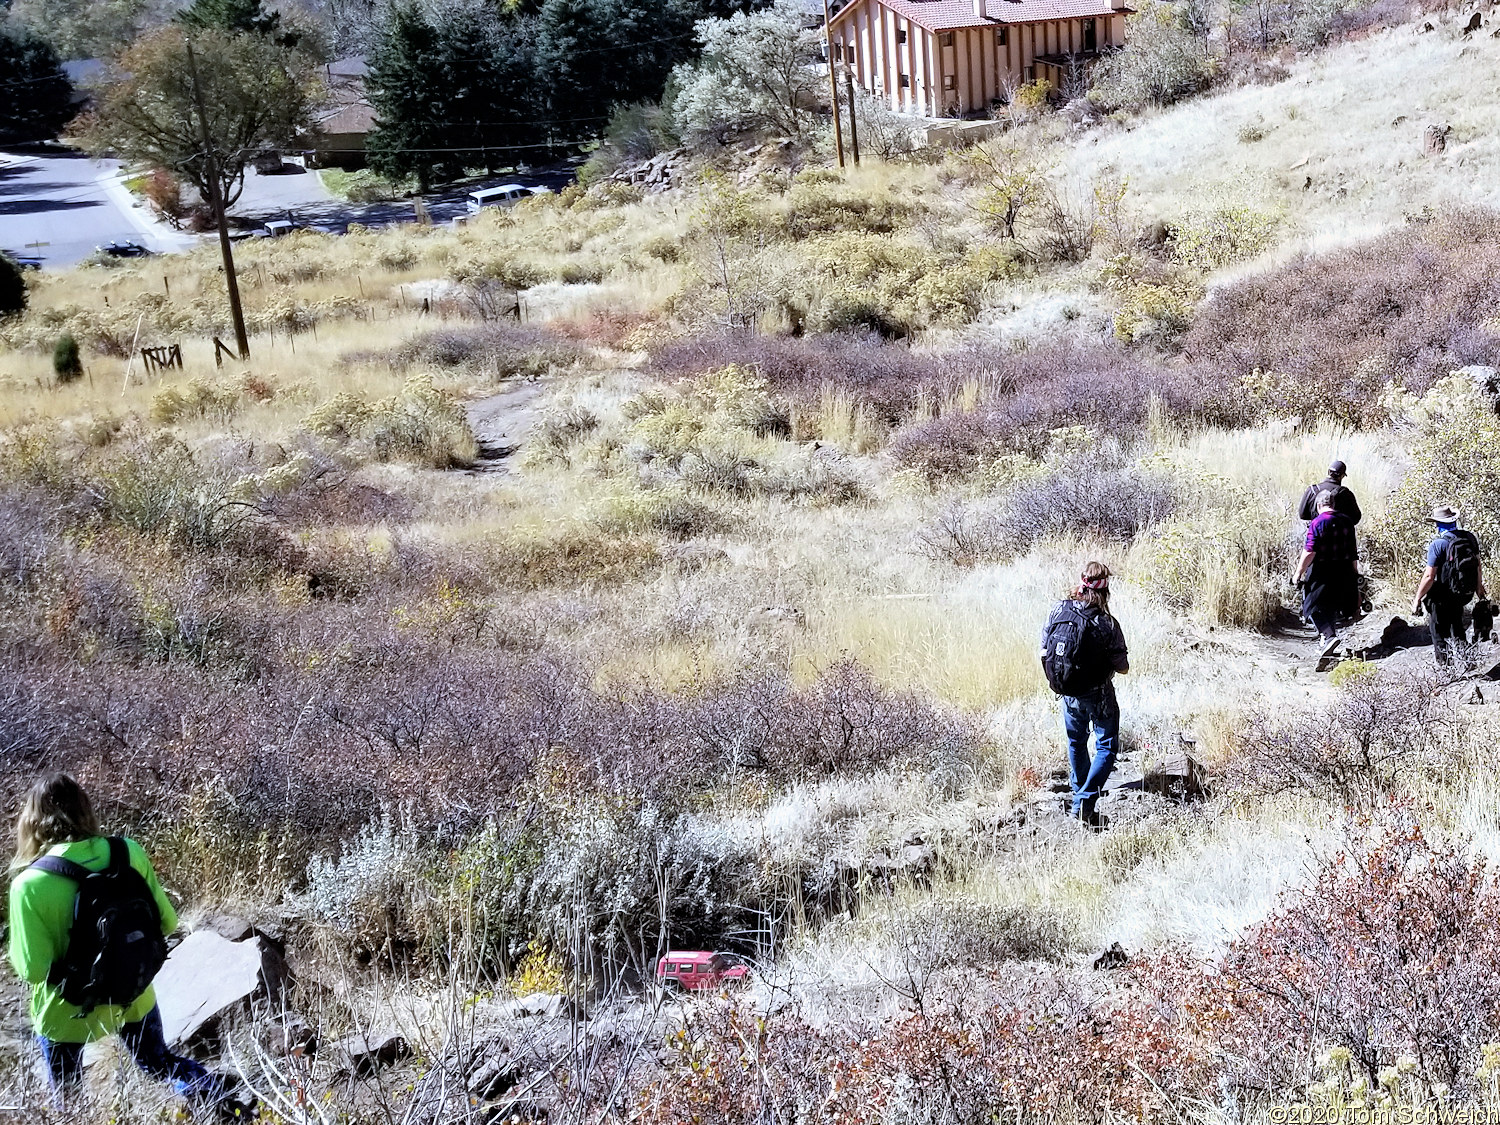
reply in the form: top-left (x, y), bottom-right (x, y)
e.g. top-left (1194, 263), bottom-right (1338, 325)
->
top-left (845, 69), bottom-right (861, 165)
top-left (185, 34), bottom-right (250, 360)
top-left (823, 0), bottom-right (845, 169)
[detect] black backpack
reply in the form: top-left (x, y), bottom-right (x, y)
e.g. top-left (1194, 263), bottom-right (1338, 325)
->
top-left (1437, 530), bottom-right (1482, 602)
top-left (29, 838), bottom-right (167, 1013)
top-left (1041, 603), bottom-right (1108, 696)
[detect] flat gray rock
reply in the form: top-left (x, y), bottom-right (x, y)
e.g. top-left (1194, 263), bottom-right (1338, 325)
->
top-left (330, 1028), bottom-right (410, 1075)
top-left (154, 931), bottom-right (270, 1048)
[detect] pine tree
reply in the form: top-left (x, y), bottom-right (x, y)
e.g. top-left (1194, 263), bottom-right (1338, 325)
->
top-left (366, 2), bottom-right (446, 189)
top-left (367, 2), bottom-right (541, 187)
top-left (0, 22), bottom-right (73, 145)
top-left (52, 334), bottom-right (83, 384)
top-left (178, 0), bottom-right (284, 38)
top-left (535, 0), bottom-right (697, 138)
top-left (0, 254), bottom-right (26, 319)
top-left (535, 0), bottom-right (606, 136)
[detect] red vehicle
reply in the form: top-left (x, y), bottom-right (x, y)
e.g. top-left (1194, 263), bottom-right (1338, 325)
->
top-left (656, 951), bottom-right (749, 993)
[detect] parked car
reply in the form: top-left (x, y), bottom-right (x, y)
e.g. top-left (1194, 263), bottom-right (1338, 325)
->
top-left (656, 951), bottom-right (750, 993)
top-left (98, 240), bottom-right (151, 257)
top-left (466, 184), bottom-right (536, 212)
top-left (3, 253), bottom-right (41, 270)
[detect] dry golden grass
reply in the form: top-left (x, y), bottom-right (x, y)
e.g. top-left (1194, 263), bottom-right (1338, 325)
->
top-left (2, 38), bottom-right (1486, 1118)
top-left (1065, 13), bottom-right (1500, 254)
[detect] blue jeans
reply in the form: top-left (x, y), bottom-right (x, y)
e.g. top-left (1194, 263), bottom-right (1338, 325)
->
top-left (1063, 682), bottom-right (1120, 816)
top-left (39, 1005), bottom-right (226, 1110)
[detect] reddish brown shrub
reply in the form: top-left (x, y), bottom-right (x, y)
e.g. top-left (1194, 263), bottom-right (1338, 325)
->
top-left (1222, 670), bottom-right (1460, 808)
top-left (1141, 811), bottom-right (1500, 1104)
top-left (1182, 210), bottom-right (1500, 426)
top-left (651, 333), bottom-right (983, 422)
top-left (635, 976), bottom-right (1216, 1125)
top-left (889, 347), bottom-right (1215, 477)
top-left (390, 323), bottom-right (591, 379)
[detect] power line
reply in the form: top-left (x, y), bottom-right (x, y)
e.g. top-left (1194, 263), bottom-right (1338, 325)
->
top-left (0, 72), bottom-right (74, 88)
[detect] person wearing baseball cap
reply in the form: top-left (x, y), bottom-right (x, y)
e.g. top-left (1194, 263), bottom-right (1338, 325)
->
top-left (1297, 459), bottom-right (1362, 524)
top-left (1412, 505), bottom-right (1486, 667)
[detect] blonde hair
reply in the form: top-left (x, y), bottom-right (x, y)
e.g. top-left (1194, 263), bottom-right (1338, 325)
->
top-left (14, 774), bottom-right (99, 867)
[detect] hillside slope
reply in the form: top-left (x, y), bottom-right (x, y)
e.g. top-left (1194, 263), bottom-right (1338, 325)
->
top-left (1067, 14), bottom-right (1500, 251)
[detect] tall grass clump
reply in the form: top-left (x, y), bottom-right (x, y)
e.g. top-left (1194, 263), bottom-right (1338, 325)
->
top-left (1129, 471), bottom-right (1288, 627)
top-left (303, 374), bottom-right (477, 468)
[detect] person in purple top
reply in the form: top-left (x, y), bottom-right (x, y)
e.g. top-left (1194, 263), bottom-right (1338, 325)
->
top-left (1294, 490), bottom-right (1359, 653)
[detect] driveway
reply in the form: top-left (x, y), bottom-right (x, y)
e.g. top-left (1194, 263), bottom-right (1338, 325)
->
top-left (232, 162), bottom-right (335, 220)
top-left (0, 146), bottom-right (195, 268)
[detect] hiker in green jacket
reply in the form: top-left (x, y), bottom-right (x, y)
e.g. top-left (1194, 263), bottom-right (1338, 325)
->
top-left (7, 773), bottom-right (251, 1120)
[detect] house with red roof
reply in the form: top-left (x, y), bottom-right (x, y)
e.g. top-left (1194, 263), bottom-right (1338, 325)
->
top-left (827, 0), bottom-right (1131, 117)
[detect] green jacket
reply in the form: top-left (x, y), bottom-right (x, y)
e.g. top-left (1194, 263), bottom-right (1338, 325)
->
top-left (7, 837), bottom-right (177, 1044)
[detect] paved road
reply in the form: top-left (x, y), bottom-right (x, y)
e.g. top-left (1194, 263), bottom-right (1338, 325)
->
top-left (233, 165), bottom-right (580, 231)
top-left (1, 145), bottom-right (581, 264)
top-left (0, 146), bottom-right (194, 268)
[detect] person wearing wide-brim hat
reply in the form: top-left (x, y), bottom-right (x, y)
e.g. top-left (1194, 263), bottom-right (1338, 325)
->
top-left (1412, 504), bottom-right (1487, 666)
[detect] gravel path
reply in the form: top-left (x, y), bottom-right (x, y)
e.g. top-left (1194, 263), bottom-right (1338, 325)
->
top-left (466, 378), bottom-right (550, 472)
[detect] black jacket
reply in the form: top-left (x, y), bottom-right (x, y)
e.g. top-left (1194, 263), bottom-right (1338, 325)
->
top-left (1298, 478), bottom-right (1362, 524)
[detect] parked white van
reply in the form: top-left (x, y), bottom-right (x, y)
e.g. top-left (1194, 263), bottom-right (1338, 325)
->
top-left (466, 184), bottom-right (532, 212)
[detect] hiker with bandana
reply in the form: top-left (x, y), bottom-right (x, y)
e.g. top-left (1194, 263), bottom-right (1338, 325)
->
top-left (1040, 562), bottom-right (1130, 829)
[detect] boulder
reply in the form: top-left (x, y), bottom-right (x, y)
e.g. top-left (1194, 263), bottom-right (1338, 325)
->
top-left (1423, 122), bottom-right (1451, 155)
top-left (262, 1013), bottom-right (318, 1058)
top-left (1092, 942), bottom-right (1129, 970)
top-left (330, 1028), bottom-right (411, 1076)
top-left (1144, 753), bottom-right (1207, 801)
top-left (154, 931), bottom-right (283, 1049)
top-left (1465, 10), bottom-right (1483, 32)
top-left (468, 1050), bottom-right (525, 1100)
top-left (500, 992), bottom-right (584, 1021)
top-left (1339, 614), bottom-right (1431, 660)
top-left (200, 914), bottom-right (255, 943)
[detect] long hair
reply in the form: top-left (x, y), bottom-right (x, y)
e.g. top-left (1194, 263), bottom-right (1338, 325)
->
top-left (1072, 561), bottom-right (1112, 612)
top-left (14, 773), bottom-right (99, 867)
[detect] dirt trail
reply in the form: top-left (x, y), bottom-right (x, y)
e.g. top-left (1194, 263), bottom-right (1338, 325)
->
top-left (466, 378), bottom-right (549, 472)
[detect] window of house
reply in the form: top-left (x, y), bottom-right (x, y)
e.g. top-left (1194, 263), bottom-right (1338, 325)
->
top-left (943, 74), bottom-right (955, 89)
top-left (897, 28), bottom-right (908, 43)
top-left (996, 27), bottom-right (1008, 45)
top-left (899, 74), bottom-right (910, 87)
top-left (1023, 64), bottom-right (1035, 82)
top-left (940, 31), bottom-right (955, 47)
